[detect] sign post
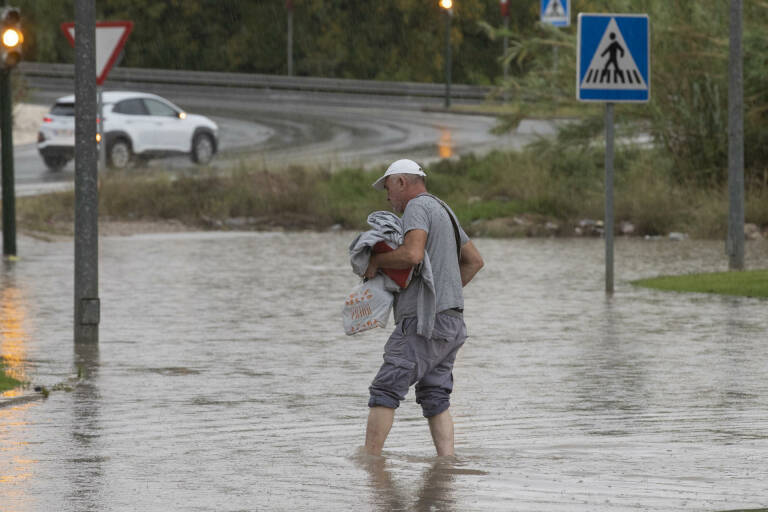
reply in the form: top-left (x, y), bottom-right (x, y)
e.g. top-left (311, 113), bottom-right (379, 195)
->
top-left (73, 0), bottom-right (98, 344)
top-left (64, 16), bottom-right (132, 343)
top-left (727, 0), bottom-right (744, 270)
top-left (541, 0), bottom-right (570, 79)
top-left (577, 13), bottom-right (650, 293)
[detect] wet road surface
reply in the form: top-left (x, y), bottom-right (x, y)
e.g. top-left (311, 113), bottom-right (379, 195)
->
top-left (2, 232), bottom-right (768, 511)
top-left (16, 87), bottom-right (553, 196)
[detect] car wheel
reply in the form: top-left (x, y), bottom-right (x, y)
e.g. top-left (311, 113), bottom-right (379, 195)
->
top-left (43, 155), bottom-right (68, 172)
top-left (191, 133), bottom-right (214, 165)
top-left (107, 139), bottom-right (132, 170)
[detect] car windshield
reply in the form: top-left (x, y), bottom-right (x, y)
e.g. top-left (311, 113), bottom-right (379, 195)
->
top-left (51, 102), bottom-right (75, 116)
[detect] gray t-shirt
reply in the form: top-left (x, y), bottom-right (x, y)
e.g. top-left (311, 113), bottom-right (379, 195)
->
top-left (394, 193), bottom-right (470, 323)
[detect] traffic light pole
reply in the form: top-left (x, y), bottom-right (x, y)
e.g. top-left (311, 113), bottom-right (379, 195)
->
top-left (0, 67), bottom-right (15, 257)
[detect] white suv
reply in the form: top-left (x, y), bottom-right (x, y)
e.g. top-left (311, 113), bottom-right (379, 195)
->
top-left (37, 91), bottom-right (219, 171)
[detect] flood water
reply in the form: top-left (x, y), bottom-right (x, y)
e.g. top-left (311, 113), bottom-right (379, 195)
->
top-left (2, 231), bottom-right (768, 511)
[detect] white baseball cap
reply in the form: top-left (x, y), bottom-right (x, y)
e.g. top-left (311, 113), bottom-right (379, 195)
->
top-left (372, 159), bottom-right (427, 190)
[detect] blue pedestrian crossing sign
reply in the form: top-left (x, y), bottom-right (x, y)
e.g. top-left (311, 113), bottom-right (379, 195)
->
top-left (577, 14), bottom-right (650, 102)
top-left (541, 0), bottom-right (569, 27)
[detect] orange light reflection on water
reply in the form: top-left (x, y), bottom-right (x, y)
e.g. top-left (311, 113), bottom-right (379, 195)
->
top-left (1, 285), bottom-right (27, 396)
top-left (438, 128), bottom-right (453, 159)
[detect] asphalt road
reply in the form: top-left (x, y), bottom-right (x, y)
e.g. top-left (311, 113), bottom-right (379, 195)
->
top-left (15, 77), bottom-right (556, 195)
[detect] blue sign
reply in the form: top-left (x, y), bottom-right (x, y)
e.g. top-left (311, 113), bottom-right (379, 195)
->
top-left (577, 13), bottom-right (650, 102)
top-left (541, 0), bottom-right (569, 27)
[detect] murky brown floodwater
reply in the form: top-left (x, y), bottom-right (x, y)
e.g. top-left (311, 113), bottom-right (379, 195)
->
top-left (1, 232), bottom-right (768, 511)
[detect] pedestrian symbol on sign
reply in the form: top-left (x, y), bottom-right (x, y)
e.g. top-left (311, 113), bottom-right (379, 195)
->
top-left (545, 0), bottom-right (564, 17)
top-left (541, 0), bottom-right (569, 27)
top-left (579, 17), bottom-right (647, 90)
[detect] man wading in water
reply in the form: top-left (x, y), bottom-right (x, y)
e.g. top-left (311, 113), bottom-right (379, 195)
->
top-left (363, 159), bottom-right (484, 456)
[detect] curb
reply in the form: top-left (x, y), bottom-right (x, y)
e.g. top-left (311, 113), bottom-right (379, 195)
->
top-left (0, 389), bottom-right (45, 409)
top-left (421, 106), bottom-right (503, 117)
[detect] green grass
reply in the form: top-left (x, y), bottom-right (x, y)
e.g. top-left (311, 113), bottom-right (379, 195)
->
top-left (633, 269), bottom-right (768, 298)
top-left (0, 367), bottom-right (22, 393)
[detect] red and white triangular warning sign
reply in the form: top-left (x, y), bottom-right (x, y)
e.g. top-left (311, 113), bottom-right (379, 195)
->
top-left (61, 21), bottom-right (133, 85)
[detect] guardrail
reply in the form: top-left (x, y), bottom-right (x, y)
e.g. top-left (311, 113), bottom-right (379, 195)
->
top-left (19, 62), bottom-right (493, 100)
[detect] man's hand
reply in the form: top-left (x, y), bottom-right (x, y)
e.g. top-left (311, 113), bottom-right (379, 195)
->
top-left (363, 230), bottom-right (426, 281)
top-left (364, 254), bottom-right (379, 280)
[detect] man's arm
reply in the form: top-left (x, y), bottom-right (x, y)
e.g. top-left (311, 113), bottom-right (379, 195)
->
top-left (364, 229), bottom-right (427, 279)
top-left (459, 240), bottom-right (484, 287)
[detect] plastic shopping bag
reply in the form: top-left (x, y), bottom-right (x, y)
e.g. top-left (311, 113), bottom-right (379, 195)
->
top-left (342, 276), bottom-right (394, 335)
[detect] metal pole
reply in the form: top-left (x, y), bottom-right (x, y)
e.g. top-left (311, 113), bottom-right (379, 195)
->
top-left (727, 0), bottom-right (744, 270)
top-left (287, 7), bottom-right (294, 76)
top-left (74, 0), bottom-right (99, 344)
top-left (502, 15), bottom-right (509, 102)
top-left (444, 10), bottom-right (452, 108)
top-left (0, 69), bottom-right (16, 257)
top-left (604, 102), bottom-right (615, 294)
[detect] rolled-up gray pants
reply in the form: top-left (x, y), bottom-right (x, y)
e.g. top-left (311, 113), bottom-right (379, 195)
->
top-left (368, 311), bottom-right (467, 418)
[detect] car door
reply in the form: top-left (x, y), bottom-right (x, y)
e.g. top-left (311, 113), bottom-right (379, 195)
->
top-left (142, 98), bottom-right (189, 152)
top-left (110, 98), bottom-right (156, 152)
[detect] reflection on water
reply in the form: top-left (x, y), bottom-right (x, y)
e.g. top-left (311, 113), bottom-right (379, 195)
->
top-left (437, 128), bottom-right (453, 159)
top-left (355, 449), bottom-right (460, 512)
top-left (68, 343), bottom-right (103, 510)
top-left (1, 233), bottom-right (767, 511)
top-left (1, 270), bottom-right (28, 395)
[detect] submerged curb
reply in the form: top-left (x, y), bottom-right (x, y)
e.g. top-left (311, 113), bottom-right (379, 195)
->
top-left (0, 389), bottom-right (45, 409)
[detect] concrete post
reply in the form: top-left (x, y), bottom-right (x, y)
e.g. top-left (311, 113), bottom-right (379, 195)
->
top-left (74, 0), bottom-right (99, 343)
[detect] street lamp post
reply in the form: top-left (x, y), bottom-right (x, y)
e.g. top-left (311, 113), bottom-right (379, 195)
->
top-left (439, 0), bottom-right (453, 108)
top-left (286, 0), bottom-right (294, 76)
top-left (500, 0), bottom-right (509, 102)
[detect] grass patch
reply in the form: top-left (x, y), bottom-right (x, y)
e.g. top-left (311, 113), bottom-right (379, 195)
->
top-left (0, 367), bottom-right (22, 393)
top-left (633, 269), bottom-right (768, 298)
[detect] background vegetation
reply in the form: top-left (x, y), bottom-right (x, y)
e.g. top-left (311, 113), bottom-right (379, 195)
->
top-left (14, 0), bottom-right (535, 84)
top-left (11, 1), bottom-right (768, 239)
top-left (16, 144), bottom-right (768, 240)
top-left (483, 1), bottom-right (768, 187)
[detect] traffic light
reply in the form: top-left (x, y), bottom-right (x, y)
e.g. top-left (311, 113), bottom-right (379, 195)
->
top-left (1, 7), bottom-right (22, 69)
